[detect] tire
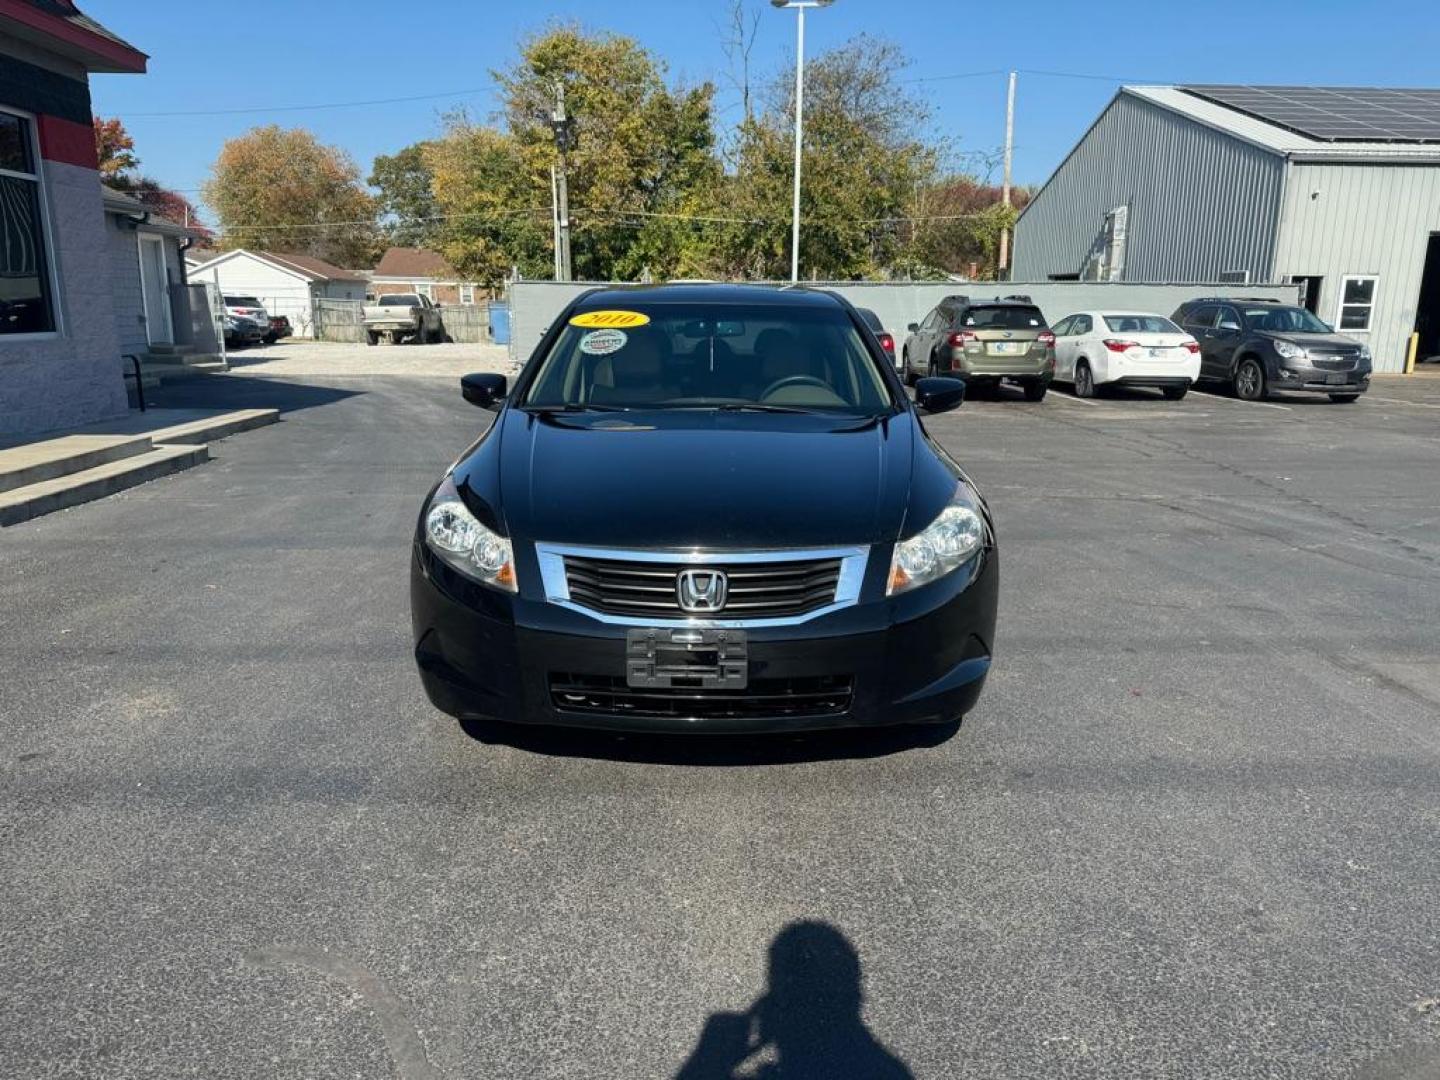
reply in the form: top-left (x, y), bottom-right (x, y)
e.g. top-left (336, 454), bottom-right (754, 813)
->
top-left (902, 349), bottom-right (916, 387)
top-left (263, 332), bottom-right (278, 345)
top-left (1329, 393), bottom-right (1360, 403)
top-left (1233, 356), bottom-right (1267, 401)
top-left (366, 331), bottom-right (378, 347)
top-left (927, 355), bottom-right (939, 379)
top-left (1022, 380), bottom-right (1048, 402)
top-left (1162, 386), bottom-right (1189, 401)
top-left (1074, 360), bottom-right (1096, 398)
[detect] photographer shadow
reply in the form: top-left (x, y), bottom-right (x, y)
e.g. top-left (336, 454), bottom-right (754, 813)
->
top-left (676, 921), bottom-right (913, 1079)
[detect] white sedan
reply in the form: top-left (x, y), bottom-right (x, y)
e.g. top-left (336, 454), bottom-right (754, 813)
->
top-left (1050, 311), bottom-right (1201, 400)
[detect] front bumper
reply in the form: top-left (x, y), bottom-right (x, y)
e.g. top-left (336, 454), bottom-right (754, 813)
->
top-left (1269, 361), bottom-right (1371, 394)
top-left (411, 542), bottom-right (998, 733)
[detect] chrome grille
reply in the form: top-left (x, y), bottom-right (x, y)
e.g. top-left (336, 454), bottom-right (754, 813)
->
top-left (563, 554), bottom-right (842, 619)
top-left (1310, 352), bottom-right (1358, 371)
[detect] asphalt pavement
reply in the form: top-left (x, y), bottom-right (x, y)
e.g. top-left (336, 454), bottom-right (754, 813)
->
top-left (3, 369), bottom-right (1439, 1079)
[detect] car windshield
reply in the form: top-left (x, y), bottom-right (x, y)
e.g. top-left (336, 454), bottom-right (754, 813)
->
top-left (962, 305), bottom-right (1045, 330)
top-left (377, 294), bottom-right (420, 306)
top-left (522, 302), bottom-right (895, 414)
top-left (1241, 305), bottom-right (1331, 333)
top-left (1103, 314), bottom-right (1181, 334)
top-left (225, 296), bottom-right (261, 306)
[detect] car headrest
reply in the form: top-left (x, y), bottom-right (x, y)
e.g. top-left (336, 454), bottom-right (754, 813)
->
top-left (594, 332), bottom-right (664, 388)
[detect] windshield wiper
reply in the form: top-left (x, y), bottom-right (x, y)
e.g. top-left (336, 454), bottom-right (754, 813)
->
top-left (523, 403), bottom-right (630, 415)
top-left (714, 402), bottom-right (822, 414)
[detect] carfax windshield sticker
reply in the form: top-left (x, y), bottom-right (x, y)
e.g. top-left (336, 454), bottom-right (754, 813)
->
top-left (579, 329), bottom-right (628, 356)
top-left (570, 310), bottom-right (651, 328)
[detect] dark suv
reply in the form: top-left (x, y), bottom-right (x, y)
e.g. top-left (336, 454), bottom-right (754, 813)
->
top-left (1172, 298), bottom-right (1372, 402)
top-left (902, 295), bottom-right (1055, 401)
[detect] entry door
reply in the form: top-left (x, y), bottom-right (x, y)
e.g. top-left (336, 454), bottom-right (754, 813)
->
top-left (138, 235), bottom-right (173, 345)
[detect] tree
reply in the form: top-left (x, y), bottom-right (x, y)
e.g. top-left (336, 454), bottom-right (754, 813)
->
top-left (205, 125), bottom-right (377, 267)
top-left (706, 36), bottom-right (940, 280)
top-left (93, 116), bottom-right (138, 180)
top-left (369, 143), bottom-right (440, 248)
top-left (425, 26), bottom-right (720, 285)
top-left (92, 115), bottom-right (211, 239)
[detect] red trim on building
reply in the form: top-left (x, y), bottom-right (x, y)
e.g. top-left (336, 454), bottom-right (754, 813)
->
top-left (0, 0), bottom-right (147, 72)
top-left (37, 113), bottom-right (97, 168)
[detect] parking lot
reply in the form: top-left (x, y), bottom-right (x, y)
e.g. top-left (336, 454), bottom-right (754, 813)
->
top-left (3, 366), bottom-right (1439, 1078)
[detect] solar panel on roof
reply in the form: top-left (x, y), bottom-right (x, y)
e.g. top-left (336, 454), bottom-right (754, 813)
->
top-left (1180, 85), bottom-right (1440, 144)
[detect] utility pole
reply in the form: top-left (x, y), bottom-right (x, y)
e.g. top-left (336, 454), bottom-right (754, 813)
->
top-left (550, 81), bottom-right (574, 282)
top-left (550, 164), bottom-right (562, 281)
top-left (772, 1), bottom-right (834, 284)
top-left (998, 70), bottom-right (1016, 280)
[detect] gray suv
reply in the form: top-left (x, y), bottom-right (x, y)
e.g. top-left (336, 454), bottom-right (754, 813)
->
top-left (902, 295), bottom-right (1056, 401)
top-left (1172, 298), bottom-right (1372, 402)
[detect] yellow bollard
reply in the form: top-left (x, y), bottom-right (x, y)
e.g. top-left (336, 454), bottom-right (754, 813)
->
top-left (1405, 332), bottom-right (1418, 375)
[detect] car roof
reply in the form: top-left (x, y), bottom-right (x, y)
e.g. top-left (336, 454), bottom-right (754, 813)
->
top-left (1183, 296), bottom-right (1286, 305)
top-left (570, 283), bottom-right (847, 310)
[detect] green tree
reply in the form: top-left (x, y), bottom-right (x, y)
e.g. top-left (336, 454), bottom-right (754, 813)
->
top-left (369, 142), bottom-right (440, 248)
top-left (205, 125), bottom-right (377, 267)
top-left (707, 36), bottom-right (940, 281)
top-left (426, 25), bottom-right (720, 285)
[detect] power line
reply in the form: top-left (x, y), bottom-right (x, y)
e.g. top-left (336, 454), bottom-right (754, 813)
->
top-left (125, 85), bottom-right (495, 118)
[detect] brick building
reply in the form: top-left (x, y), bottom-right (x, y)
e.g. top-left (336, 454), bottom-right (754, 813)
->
top-left (369, 247), bottom-right (485, 306)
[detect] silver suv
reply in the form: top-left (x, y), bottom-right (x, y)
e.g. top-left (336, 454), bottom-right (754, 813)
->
top-left (902, 295), bottom-right (1056, 401)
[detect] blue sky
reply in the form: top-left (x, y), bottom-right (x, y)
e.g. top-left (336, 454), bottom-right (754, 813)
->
top-left (85, 0), bottom-right (1440, 215)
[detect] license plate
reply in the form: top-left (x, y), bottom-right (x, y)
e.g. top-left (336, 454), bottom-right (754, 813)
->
top-left (626, 628), bottom-right (747, 690)
top-left (1326, 372), bottom-right (1346, 385)
top-left (991, 342), bottom-right (1023, 354)
top-left (1148, 347), bottom-right (1168, 358)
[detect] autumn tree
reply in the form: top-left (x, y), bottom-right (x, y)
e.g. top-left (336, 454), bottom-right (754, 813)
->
top-left (92, 115), bottom-right (211, 240)
top-left (369, 142), bottom-right (440, 248)
top-left (205, 126), bottom-right (377, 267)
top-left (93, 116), bottom-right (138, 180)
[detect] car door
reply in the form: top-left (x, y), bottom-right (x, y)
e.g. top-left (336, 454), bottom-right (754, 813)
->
top-left (1211, 305), bottom-right (1245, 378)
top-left (1049, 315), bottom-right (1076, 379)
top-left (1070, 313), bottom-right (1094, 375)
top-left (912, 307), bottom-right (943, 373)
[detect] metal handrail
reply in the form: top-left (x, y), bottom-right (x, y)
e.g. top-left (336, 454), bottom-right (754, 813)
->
top-left (121, 354), bottom-right (146, 412)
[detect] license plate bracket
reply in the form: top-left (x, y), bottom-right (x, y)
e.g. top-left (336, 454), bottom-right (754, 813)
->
top-left (626, 628), bottom-right (748, 689)
top-left (1326, 372), bottom-right (1346, 385)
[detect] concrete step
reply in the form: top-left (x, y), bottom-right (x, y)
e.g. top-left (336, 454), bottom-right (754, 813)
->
top-left (0, 434), bottom-right (154, 495)
top-left (0, 443), bottom-right (209, 527)
top-left (143, 408), bottom-right (278, 445)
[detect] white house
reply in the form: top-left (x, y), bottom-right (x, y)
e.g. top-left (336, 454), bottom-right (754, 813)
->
top-left (185, 249), bottom-right (367, 338)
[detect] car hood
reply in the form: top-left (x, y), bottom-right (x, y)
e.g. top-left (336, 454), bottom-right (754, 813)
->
top-left (479, 409), bottom-right (918, 549)
top-left (1259, 331), bottom-right (1363, 352)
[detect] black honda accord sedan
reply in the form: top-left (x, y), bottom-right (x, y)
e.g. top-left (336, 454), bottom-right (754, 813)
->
top-left (410, 284), bottom-right (997, 733)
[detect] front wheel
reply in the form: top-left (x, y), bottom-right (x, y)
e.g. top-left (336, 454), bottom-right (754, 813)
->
top-left (1022, 381), bottom-right (1048, 402)
top-left (902, 349), bottom-right (916, 386)
top-left (1234, 357), bottom-right (1267, 401)
top-left (1074, 360), bottom-right (1096, 398)
top-left (1329, 393), bottom-right (1360, 403)
top-left (366, 331), bottom-right (379, 346)
top-left (1162, 385), bottom-right (1189, 401)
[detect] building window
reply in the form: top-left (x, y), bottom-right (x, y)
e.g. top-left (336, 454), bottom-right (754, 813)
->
top-left (1337, 275), bottom-right (1377, 332)
top-left (0, 108), bottom-right (55, 336)
top-left (415, 282), bottom-right (434, 300)
top-left (459, 284), bottom-right (475, 305)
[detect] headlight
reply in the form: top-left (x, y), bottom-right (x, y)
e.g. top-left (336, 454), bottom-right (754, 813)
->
top-left (1273, 340), bottom-right (1306, 360)
top-left (1358, 345), bottom-right (1372, 362)
top-left (423, 475), bottom-right (516, 592)
top-left (887, 486), bottom-right (985, 595)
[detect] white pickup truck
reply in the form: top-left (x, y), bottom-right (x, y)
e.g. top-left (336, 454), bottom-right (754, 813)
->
top-left (363, 293), bottom-right (445, 345)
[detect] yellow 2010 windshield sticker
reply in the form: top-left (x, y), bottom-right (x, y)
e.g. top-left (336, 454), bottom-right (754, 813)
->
top-left (570, 310), bottom-right (651, 329)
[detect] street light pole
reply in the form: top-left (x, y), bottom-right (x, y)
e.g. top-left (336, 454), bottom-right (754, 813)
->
top-left (772, 0), bottom-right (833, 284)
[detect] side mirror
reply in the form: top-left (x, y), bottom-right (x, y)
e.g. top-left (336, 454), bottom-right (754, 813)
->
top-left (914, 376), bottom-right (965, 414)
top-left (907, 322), bottom-right (920, 333)
top-left (461, 372), bottom-right (507, 411)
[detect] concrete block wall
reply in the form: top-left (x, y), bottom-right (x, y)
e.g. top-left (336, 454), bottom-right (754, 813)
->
top-left (0, 160), bottom-right (128, 437)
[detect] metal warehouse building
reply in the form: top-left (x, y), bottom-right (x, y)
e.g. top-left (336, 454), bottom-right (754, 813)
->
top-left (1012, 85), bottom-right (1440, 373)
